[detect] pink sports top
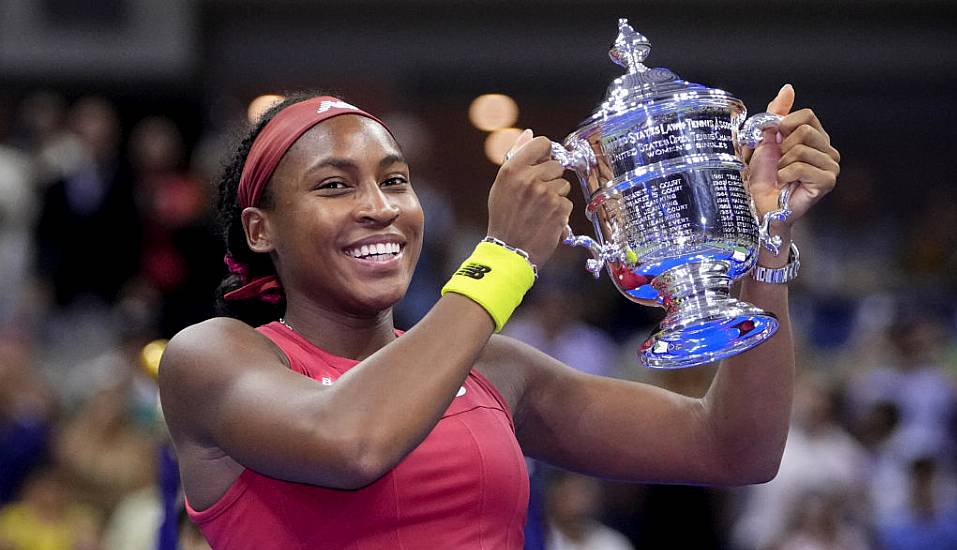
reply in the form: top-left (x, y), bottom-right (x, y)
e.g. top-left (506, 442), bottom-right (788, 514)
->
top-left (186, 321), bottom-right (529, 549)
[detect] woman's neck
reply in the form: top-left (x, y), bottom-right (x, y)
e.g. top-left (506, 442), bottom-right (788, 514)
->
top-left (280, 300), bottom-right (397, 361)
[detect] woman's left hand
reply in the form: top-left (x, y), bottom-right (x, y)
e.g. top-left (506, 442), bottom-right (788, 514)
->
top-left (745, 84), bottom-right (841, 226)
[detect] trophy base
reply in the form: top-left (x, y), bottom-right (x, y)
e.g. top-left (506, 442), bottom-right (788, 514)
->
top-left (637, 260), bottom-right (779, 369)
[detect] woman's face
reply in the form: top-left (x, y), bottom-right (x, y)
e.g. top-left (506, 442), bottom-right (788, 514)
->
top-left (254, 114), bottom-right (424, 316)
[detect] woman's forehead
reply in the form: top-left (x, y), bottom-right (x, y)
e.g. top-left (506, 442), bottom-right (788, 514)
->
top-left (289, 115), bottom-right (401, 162)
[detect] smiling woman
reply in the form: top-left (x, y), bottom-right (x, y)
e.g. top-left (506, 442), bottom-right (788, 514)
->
top-left (214, 93), bottom-right (421, 325)
top-left (158, 88), bottom-right (840, 549)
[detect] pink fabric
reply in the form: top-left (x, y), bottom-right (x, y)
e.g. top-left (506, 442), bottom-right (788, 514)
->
top-left (222, 253), bottom-right (284, 303)
top-left (187, 323), bottom-right (529, 549)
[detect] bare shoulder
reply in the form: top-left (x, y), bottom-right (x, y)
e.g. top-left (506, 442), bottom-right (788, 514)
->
top-left (158, 317), bottom-right (285, 440)
top-left (474, 333), bottom-right (581, 427)
top-left (161, 318), bottom-right (268, 390)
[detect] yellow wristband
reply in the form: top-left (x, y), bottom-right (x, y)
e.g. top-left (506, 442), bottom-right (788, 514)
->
top-left (441, 241), bottom-right (536, 332)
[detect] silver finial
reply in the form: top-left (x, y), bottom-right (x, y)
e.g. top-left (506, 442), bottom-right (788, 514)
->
top-left (609, 18), bottom-right (651, 74)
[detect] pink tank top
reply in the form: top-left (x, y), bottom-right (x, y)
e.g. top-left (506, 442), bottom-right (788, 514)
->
top-left (186, 322), bottom-right (529, 549)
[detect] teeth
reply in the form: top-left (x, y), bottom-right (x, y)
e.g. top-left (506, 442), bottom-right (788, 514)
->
top-left (347, 242), bottom-right (402, 259)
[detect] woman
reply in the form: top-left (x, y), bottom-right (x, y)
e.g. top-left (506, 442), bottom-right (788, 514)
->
top-left (159, 86), bottom-right (840, 548)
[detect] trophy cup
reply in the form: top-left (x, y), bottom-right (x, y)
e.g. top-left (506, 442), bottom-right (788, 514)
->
top-left (552, 19), bottom-right (792, 369)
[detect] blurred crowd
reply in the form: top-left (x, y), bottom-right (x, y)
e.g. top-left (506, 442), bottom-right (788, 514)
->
top-left (0, 90), bottom-right (955, 550)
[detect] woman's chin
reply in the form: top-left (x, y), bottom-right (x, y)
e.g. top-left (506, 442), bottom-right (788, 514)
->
top-left (350, 286), bottom-right (408, 315)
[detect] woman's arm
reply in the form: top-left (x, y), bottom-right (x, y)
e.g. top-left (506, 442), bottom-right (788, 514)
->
top-left (510, 86), bottom-right (839, 485)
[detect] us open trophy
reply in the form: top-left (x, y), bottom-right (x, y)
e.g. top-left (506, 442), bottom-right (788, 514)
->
top-left (552, 19), bottom-right (792, 369)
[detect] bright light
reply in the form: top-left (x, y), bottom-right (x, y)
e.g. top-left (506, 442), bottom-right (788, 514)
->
top-left (247, 94), bottom-right (285, 123)
top-left (469, 94), bottom-right (519, 132)
top-left (139, 339), bottom-right (169, 381)
top-left (484, 128), bottom-right (523, 165)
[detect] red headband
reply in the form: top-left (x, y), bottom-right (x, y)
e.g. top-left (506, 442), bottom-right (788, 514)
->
top-left (225, 96), bottom-right (393, 304)
top-left (237, 96), bottom-right (391, 209)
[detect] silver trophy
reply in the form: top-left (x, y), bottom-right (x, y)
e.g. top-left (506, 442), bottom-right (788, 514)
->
top-left (552, 19), bottom-right (791, 369)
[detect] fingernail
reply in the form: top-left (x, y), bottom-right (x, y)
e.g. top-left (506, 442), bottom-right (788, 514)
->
top-left (779, 83), bottom-right (792, 94)
top-left (776, 132), bottom-right (783, 144)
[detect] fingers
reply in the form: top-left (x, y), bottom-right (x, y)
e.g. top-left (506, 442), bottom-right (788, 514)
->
top-left (778, 108), bottom-right (829, 141)
top-left (505, 129), bottom-right (533, 161)
top-left (536, 160), bottom-right (567, 182)
top-left (543, 177), bottom-right (572, 198)
top-left (777, 162), bottom-right (838, 193)
top-left (767, 84), bottom-right (795, 116)
top-left (778, 113), bottom-right (840, 165)
top-left (508, 135), bottom-right (554, 166)
top-left (778, 143), bottom-right (840, 177)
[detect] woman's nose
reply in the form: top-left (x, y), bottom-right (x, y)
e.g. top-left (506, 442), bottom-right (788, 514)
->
top-left (355, 185), bottom-right (400, 225)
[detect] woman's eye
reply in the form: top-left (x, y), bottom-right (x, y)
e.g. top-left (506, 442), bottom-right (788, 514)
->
top-left (382, 176), bottom-right (410, 187)
top-left (315, 180), bottom-right (347, 192)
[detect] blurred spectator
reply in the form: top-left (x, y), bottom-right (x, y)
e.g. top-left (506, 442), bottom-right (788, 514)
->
top-left (877, 457), bottom-right (957, 550)
top-left (53, 387), bottom-right (155, 515)
top-left (0, 466), bottom-right (101, 550)
top-left (12, 91), bottom-right (85, 187)
top-left (775, 490), bottom-right (870, 550)
top-left (0, 100), bottom-right (37, 328)
top-left (795, 162), bottom-right (904, 349)
top-left (189, 94), bottom-right (246, 187)
top-left (901, 189), bottom-right (957, 295)
top-left (732, 374), bottom-right (870, 550)
top-left (129, 115), bottom-right (220, 336)
top-left (0, 336), bottom-right (55, 506)
top-left (545, 471), bottom-right (633, 550)
top-left (57, 303), bottom-right (158, 416)
top-left (34, 96), bottom-right (143, 309)
top-left (101, 486), bottom-right (162, 550)
top-left (847, 314), bottom-right (957, 466)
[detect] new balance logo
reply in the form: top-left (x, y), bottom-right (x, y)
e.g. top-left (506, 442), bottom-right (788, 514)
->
top-left (317, 100), bottom-right (358, 114)
top-left (456, 263), bottom-right (491, 279)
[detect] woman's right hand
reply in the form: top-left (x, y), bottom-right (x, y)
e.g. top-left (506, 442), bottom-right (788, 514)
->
top-left (486, 129), bottom-right (573, 268)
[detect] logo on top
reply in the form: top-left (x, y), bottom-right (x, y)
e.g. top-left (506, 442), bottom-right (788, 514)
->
top-left (456, 263), bottom-right (492, 280)
top-left (317, 99), bottom-right (359, 114)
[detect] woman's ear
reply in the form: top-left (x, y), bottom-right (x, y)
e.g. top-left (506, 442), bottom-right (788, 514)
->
top-left (241, 207), bottom-right (275, 253)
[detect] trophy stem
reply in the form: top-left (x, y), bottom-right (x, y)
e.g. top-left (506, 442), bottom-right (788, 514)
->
top-left (639, 260), bottom-right (779, 369)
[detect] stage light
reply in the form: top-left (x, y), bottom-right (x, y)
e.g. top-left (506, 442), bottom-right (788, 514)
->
top-left (247, 94), bottom-right (285, 123)
top-left (484, 128), bottom-right (523, 165)
top-left (469, 94), bottom-right (518, 132)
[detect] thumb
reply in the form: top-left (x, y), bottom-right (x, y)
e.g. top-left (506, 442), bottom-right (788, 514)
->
top-left (506, 129), bottom-right (533, 158)
top-left (767, 84), bottom-right (795, 116)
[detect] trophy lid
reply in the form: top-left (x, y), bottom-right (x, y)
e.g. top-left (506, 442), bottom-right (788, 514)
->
top-left (589, 19), bottom-right (721, 124)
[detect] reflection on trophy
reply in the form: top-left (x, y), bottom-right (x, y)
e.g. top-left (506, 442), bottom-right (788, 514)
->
top-left (552, 19), bottom-right (792, 369)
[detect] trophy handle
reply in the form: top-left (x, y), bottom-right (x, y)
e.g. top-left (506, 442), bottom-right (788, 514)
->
top-left (737, 112), bottom-right (793, 256)
top-left (562, 225), bottom-right (607, 279)
top-left (758, 185), bottom-right (794, 256)
top-left (550, 140), bottom-right (610, 278)
top-left (550, 139), bottom-right (596, 175)
top-left (737, 112), bottom-right (783, 148)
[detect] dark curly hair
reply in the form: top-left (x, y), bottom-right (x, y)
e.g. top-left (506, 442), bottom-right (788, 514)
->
top-left (214, 92), bottom-right (331, 326)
